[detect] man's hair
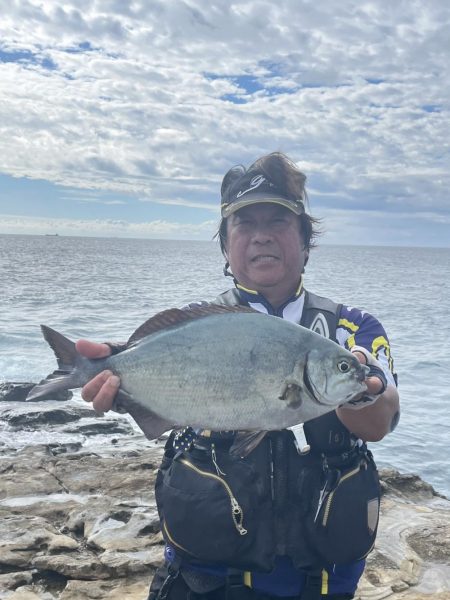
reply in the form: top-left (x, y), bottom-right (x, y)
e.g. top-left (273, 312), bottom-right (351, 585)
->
top-left (215, 152), bottom-right (321, 255)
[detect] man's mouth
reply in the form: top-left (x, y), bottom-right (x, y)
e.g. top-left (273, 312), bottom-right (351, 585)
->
top-left (251, 255), bottom-right (279, 263)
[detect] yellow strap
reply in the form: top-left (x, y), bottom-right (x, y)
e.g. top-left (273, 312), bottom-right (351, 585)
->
top-left (321, 569), bottom-right (329, 595)
top-left (243, 571), bottom-right (252, 587)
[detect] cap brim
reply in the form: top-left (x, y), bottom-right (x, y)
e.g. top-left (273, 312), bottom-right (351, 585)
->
top-left (221, 194), bottom-right (304, 218)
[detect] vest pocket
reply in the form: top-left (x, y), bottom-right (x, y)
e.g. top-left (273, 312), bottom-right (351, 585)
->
top-left (305, 451), bottom-right (381, 565)
top-left (159, 447), bottom-right (274, 571)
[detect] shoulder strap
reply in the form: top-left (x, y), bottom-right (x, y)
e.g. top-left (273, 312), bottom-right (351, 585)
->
top-left (213, 288), bottom-right (241, 307)
top-left (300, 291), bottom-right (342, 342)
top-left (214, 289), bottom-right (342, 341)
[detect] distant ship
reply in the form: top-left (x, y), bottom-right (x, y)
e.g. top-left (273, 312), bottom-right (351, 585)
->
top-left (45, 233), bottom-right (59, 236)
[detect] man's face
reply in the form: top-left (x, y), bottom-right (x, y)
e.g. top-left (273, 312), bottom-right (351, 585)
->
top-left (224, 203), bottom-right (308, 305)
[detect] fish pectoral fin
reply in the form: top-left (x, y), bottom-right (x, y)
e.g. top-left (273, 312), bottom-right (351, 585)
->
top-left (230, 431), bottom-right (268, 458)
top-left (279, 380), bottom-right (303, 409)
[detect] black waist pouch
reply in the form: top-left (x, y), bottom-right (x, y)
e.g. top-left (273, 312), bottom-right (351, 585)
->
top-left (156, 441), bottom-right (274, 572)
top-left (303, 447), bottom-right (381, 565)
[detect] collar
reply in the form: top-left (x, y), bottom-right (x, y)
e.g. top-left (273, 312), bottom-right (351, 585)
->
top-left (236, 277), bottom-right (305, 323)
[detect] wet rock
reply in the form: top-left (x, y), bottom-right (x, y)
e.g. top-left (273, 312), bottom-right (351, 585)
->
top-left (379, 468), bottom-right (445, 501)
top-left (2, 405), bottom-right (95, 428)
top-left (0, 382), bottom-right (72, 402)
top-left (48, 442), bottom-right (83, 456)
top-left (62, 418), bottom-right (135, 436)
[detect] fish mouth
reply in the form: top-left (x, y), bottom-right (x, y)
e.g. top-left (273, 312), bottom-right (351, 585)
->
top-left (303, 360), bottom-right (323, 405)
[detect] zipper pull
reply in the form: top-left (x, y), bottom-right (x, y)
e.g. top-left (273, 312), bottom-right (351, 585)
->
top-left (313, 468), bottom-right (341, 523)
top-left (314, 484), bottom-right (329, 523)
top-left (231, 497), bottom-right (248, 535)
top-left (211, 443), bottom-right (226, 477)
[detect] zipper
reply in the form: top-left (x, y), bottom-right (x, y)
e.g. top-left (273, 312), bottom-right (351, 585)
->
top-left (179, 457), bottom-right (248, 536)
top-left (322, 465), bottom-right (361, 526)
top-left (162, 521), bottom-right (191, 553)
top-left (269, 438), bottom-right (275, 501)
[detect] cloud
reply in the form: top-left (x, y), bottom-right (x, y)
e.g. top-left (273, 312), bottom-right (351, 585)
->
top-left (0, 0), bottom-right (449, 244)
top-left (0, 214), bottom-right (217, 239)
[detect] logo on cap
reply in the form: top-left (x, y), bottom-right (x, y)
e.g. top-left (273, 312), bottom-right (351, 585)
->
top-left (236, 174), bottom-right (269, 198)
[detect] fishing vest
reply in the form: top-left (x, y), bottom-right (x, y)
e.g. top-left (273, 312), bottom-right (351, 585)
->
top-left (155, 289), bottom-right (380, 574)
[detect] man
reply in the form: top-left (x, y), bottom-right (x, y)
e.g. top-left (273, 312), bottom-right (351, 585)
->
top-left (79, 152), bottom-right (399, 600)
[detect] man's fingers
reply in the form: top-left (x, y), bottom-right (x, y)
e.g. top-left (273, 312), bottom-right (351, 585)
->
top-left (76, 339), bottom-right (112, 359)
top-left (92, 375), bottom-right (121, 413)
top-left (366, 376), bottom-right (386, 396)
top-left (81, 370), bottom-right (120, 411)
top-left (351, 346), bottom-right (387, 396)
top-left (81, 370), bottom-right (112, 402)
top-left (352, 350), bottom-right (368, 365)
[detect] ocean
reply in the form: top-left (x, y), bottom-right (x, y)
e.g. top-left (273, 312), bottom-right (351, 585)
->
top-left (1, 234), bottom-right (449, 497)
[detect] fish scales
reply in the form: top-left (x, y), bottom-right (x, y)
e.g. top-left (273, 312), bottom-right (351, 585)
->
top-left (112, 313), bottom-right (303, 430)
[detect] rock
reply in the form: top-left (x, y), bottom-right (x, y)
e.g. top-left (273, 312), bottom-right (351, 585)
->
top-left (0, 452), bottom-right (63, 500)
top-left (379, 469), bottom-right (446, 501)
top-left (86, 510), bottom-right (161, 551)
top-left (356, 469), bottom-right (450, 599)
top-left (31, 552), bottom-right (111, 581)
top-left (407, 521), bottom-right (450, 563)
top-left (59, 577), bottom-right (149, 599)
top-left (0, 571), bottom-right (33, 594)
top-left (0, 514), bottom-right (79, 568)
top-left (2, 405), bottom-right (95, 428)
top-left (0, 436), bottom-right (448, 599)
top-left (0, 382), bottom-right (72, 402)
top-left (62, 418), bottom-right (135, 436)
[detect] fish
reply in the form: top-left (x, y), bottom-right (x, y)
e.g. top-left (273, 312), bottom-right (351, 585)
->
top-left (27, 304), bottom-right (368, 454)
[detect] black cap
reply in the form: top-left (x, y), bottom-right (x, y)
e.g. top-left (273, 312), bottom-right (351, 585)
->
top-left (221, 170), bottom-right (305, 218)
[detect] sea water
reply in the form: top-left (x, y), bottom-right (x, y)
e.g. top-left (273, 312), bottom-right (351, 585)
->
top-left (1, 234), bottom-right (449, 497)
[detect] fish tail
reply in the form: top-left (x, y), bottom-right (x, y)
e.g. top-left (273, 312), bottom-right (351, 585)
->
top-left (26, 325), bottom-right (82, 401)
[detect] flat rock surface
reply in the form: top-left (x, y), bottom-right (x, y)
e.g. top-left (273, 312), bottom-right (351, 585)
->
top-left (0, 385), bottom-right (449, 599)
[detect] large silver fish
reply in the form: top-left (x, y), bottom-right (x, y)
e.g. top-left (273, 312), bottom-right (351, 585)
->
top-left (28, 305), bottom-right (368, 446)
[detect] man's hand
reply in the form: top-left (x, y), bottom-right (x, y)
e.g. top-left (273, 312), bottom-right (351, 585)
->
top-left (76, 340), bottom-right (121, 413)
top-left (337, 345), bottom-right (399, 441)
top-left (342, 345), bottom-right (388, 410)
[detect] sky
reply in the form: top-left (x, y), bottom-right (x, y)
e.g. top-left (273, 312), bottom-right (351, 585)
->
top-left (0, 0), bottom-right (449, 246)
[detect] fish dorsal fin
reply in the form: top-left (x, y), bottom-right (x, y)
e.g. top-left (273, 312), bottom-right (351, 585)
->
top-left (127, 304), bottom-right (257, 346)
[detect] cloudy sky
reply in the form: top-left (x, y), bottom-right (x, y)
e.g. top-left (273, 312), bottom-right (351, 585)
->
top-left (1, 0), bottom-right (449, 246)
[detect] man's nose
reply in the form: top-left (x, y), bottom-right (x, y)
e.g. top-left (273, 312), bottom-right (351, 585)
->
top-left (251, 222), bottom-right (274, 242)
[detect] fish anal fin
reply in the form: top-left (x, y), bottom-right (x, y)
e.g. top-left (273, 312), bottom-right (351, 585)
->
top-left (127, 304), bottom-right (258, 345)
top-left (230, 431), bottom-right (267, 458)
top-left (113, 392), bottom-right (172, 440)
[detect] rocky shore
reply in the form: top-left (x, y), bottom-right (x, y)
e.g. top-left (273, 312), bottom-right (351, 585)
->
top-left (1, 383), bottom-right (449, 600)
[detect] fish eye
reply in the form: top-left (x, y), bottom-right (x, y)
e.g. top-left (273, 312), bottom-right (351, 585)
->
top-left (337, 360), bottom-right (351, 373)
